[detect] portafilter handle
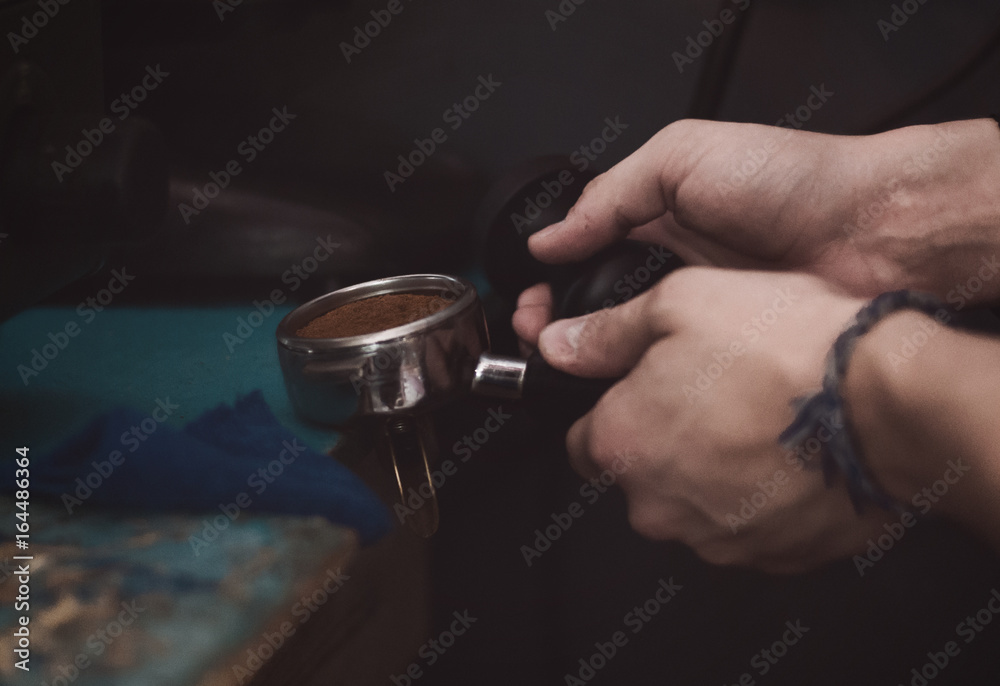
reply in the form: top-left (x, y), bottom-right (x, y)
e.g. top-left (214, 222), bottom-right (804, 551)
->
top-left (476, 155), bottom-right (684, 423)
top-left (472, 352), bottom-right (614, 423)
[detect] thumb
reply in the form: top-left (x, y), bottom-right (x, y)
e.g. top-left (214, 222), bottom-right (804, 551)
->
top-left (527, 120), bottom-right (705, 265)
top-left (537, 290), bottom-right (666, 377)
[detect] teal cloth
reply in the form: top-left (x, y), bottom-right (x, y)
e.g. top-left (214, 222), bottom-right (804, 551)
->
top-left (0, 306), bottom-right (393, 540)
top-left (0, 305), bottom-right (338, 454)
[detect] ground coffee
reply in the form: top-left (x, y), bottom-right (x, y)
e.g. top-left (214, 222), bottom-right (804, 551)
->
top-left (296, 293), bottom-right (454, 338)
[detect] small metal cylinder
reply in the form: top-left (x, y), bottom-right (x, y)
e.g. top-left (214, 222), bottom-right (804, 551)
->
top-left (471, 353), bottom-right (526, 399)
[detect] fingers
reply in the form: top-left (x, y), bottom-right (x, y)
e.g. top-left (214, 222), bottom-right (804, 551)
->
top-left (564, 412), bottom-right (605, 482)
top-left (563, 384), bottom-right (638, 482)
top-left (528, 119), bottom-right (824, 271)
top-left (563, 383), bottom-right (713, 541)
top-left (527, 120), bottom-right (702, 264)
top-left (511, 283), bottom-right (552, 350)
top-left (536, 283), bottom-right (670, 378)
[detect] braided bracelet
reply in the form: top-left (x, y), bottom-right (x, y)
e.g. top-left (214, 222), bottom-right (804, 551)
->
top-left (779, 290), bottom-right (954, 514)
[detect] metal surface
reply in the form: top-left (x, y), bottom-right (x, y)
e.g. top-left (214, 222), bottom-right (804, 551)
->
top-left (382, 415), bottom-right (440, 537)
top-left (276, 273), bottom-right (488, 537)
top-left (471, 353), bottom-right (526, 400)
top-left (276, 274), bottom-right (488, 427)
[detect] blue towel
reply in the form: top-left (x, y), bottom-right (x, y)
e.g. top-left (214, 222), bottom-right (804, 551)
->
top-left (5, 390), bottom-right (391, 544)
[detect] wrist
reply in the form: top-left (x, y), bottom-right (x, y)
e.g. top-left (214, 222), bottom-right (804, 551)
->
top-left (844, 308), bottom-right (1000, 540)
top-left (843, 310), bottom-right (949, 503)
top-left (847, 119), bottom-right (1000, 304)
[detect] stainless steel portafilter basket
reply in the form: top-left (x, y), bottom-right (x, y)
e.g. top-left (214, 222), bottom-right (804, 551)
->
top-left (276, 274), bottom-right (536, 537)
top-left (276, 274), bottom-right (487, 427)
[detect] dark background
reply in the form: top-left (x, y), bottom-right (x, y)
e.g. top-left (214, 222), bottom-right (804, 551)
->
top-left (7, 0), bottom-right (1000, 683)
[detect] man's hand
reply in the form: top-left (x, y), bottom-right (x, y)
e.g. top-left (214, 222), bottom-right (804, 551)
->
top-left (510, 117), bottom-right (1000, 568)
top-left (526, 118), bottom-right (1000, 316)
top-left (538, 267), bottom-right (893, 573)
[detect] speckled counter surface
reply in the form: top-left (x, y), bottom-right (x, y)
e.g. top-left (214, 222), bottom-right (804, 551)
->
top-left (0, 305), bottom-right (370, 685)
top-left (0, 305), bottom-right (430, 685)
top-left (0, 497), bottom-right (357, 686)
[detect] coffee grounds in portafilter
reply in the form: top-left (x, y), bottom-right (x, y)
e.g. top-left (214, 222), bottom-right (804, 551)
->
top-left (295, 293), bottom-right (454, 338)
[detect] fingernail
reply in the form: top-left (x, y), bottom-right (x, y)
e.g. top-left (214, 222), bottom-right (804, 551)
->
top-left (528, 221), bottom-right (564, 245)
top-left (539, 318), bottom-right (587, 360)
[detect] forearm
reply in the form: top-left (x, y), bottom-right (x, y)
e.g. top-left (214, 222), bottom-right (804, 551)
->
top-left (845, 309), bottom-right (1000, 547)
top-left (848, 119), bottom-right (1000, 305)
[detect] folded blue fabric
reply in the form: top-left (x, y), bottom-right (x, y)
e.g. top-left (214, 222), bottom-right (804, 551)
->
top-left (6, 391), bottom-right (391, 544)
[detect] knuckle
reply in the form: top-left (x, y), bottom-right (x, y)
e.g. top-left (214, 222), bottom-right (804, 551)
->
top-left (580, 308), bottom-right (613, 353)
top-left (583, 411), bottom-right (618, 474)
top-left (567, 175), bottom-right (606, 219)
top-left (644, 266), bottom-right (710, 326)
top-left (658, 118), bottom-right (699, 143)
top-left (580, 395), bottom-right (639, 476)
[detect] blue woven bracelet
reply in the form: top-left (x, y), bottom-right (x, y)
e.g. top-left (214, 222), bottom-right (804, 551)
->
top-left (779, 290), bottom-right (954, 514)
